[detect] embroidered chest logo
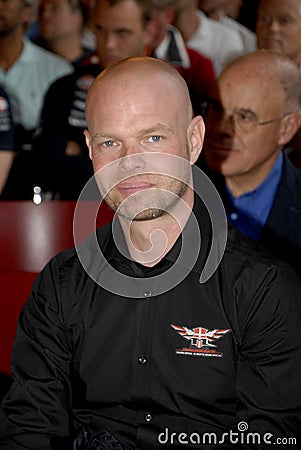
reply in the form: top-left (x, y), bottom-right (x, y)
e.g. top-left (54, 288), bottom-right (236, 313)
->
top-left (171, 324), bottom-right (231, 358)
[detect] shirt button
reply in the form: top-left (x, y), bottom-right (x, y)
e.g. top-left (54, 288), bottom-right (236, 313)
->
top-left (145, 413), bottom-right (152, 422)
top-left (230, 212), bottom-right (238, 221)
top-left (138, 356), bottom-right (147, 364)
top-left (143, 290), bottom-right (152, 298)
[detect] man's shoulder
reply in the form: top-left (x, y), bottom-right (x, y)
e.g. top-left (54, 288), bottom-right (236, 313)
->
top-left (191, 10), bottom-right (247, 73)
top-left (267, 156), bottom-right (301, 253)
top-left (281, 154), bottom-right (301, 193)
top-left (222, 16), bottom-right (256, 50)
top-left (220, 225), bottom-right (301, 312)
top-left (270, 155), bottom-right (301, 217)
top-left (196, 10), bottom-right (244, 44)
top-left (224, 224), bottom-right (292, 276)
top-left (23, 39), bottom-right (73, 73)
top-left (45, 62), bottom-right (102, 96)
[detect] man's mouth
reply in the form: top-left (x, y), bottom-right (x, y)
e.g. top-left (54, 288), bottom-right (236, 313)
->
top-left (117, 181), bottom-right (155, 196)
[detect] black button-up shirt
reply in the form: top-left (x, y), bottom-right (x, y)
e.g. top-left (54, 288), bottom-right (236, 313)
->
top-left (1, 197), bottom-right (301, 449)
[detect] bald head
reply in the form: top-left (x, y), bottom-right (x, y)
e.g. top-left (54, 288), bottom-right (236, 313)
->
top-left (86, 56), bottom-right (193, 130)
top-left (84, 56), bottom-right (205, 223)
top-left (220, 50), bottom-right (301, 112)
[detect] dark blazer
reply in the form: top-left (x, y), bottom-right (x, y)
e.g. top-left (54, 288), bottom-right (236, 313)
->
top-left (260, 155), bottom-right (301, 276)
top-left (205, 154), bottom-right (301, 277)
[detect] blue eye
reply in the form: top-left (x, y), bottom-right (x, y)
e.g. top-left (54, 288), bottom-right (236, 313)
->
top-left (103, 140), bottom-right (116, 147)
top-left (148, 135), bottom-right (161, 143)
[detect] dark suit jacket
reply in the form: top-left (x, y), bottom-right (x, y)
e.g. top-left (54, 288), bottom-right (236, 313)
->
top-left (204, 154), bottom-right (301, 277)
top-left (260, 155), bottom-right (301, 276)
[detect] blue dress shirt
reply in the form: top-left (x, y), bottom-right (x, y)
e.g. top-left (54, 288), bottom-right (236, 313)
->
top-left (226, 152), bottom-right (283, 241)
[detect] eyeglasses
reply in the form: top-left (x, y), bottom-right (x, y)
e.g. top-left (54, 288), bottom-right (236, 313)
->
top-left (201, 99), bottom-right (290, 132)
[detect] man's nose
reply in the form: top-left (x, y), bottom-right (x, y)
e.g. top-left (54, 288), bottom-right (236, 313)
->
top-left (104, 32), bottom-right (118, 49)
top-left (267, 19), bottom-right (281, 32)
top-left (118, 145), bottom-right (147, 172)
top-left (218, 114), bottom-right (236, 133)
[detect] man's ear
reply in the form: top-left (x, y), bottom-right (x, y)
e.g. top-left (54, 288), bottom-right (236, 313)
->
top-left (278, 112), bottom-right (301, 147)
top-left (187, 115), bottom-right (205, 164)
top-left (84, 129), bottom-right (93, 160)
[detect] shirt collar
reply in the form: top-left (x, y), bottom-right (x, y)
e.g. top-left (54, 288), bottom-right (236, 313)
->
top-left (226, 151), bottom-right (283, 239)
top-left (17, 38), bottom-right (36, 64)
top-left (154, 26), bottom-right (191, 69)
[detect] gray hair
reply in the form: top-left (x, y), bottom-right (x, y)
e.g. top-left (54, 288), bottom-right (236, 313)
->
top-left (275, 56), bottom-right (301, 112)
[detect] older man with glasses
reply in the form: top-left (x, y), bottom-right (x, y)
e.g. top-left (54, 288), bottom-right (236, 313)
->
top-left (202, 49), bottom-right (301, 278)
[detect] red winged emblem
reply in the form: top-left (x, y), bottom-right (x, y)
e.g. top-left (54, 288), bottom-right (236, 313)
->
top-left (171, 324), bottom-right (231, 349)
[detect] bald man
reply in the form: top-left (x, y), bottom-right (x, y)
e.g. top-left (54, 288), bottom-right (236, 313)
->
top-left (203, 50), bottom-right (301, 277)
top-left (1, 57), bottom-right (301, 449)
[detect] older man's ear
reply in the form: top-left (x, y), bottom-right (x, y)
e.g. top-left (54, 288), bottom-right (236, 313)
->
top-left (278, 111), bottom-right (301, 147)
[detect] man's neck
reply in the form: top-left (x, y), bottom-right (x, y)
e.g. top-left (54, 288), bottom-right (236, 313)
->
top-left (205, 8), bottom-right (225, 21)
top-left (225, 153), bottom-right (281, 198)
top-left (175, 8), bottom-right (200, 43)
top-left (119, 189), bottom-right (194, 267)
top-left (0, 32), bottom-right (24, 72)
top-left (46, 35), bottom-right (83, 62)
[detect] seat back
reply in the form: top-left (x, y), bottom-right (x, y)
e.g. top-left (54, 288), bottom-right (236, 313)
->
top-left (0, 200), bottom-right (113, 375)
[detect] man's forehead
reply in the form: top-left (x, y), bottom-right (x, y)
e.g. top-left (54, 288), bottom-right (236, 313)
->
top-left (215, 66), bottom-right (282, 103)
top-left (259, 0), bottom-right (301, 15)
top-left (97, 64), bottom-right (182, 88)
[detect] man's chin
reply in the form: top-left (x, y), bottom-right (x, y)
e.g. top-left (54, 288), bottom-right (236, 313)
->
top-left (115, 207), bottom-right (165, 222)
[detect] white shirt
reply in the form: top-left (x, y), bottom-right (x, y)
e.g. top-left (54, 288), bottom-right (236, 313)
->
top-left (0, 38), bottom-right (73, 130)
top-left (222, 15), bottom-right (257, 54)
top-left (187, 10), bottom-right (256, 75)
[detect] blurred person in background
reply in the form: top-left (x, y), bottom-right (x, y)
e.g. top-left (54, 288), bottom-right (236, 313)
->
top-left (173, 0), bottom-right (255, 75)
top-left (34, 0), bottom-right (93, 67)
top-left (0, 86), bottom-right (14, 196)
top-left (80, 0), bottom-right (97, 50)
top-left (0, 0), bottom-right (73, 199)
top-left (256, 0), bottom-right (301, 168)
top-left (32, 0), bottom-right (153, 200)
top-left (198, 0), bottom-right (256, 52)
top-left (148, 0), bottom-right (215, 115)
top-left (203, 50), bottom-right (301, 277)
top-left (257, 0), bottom-right (301, 66)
